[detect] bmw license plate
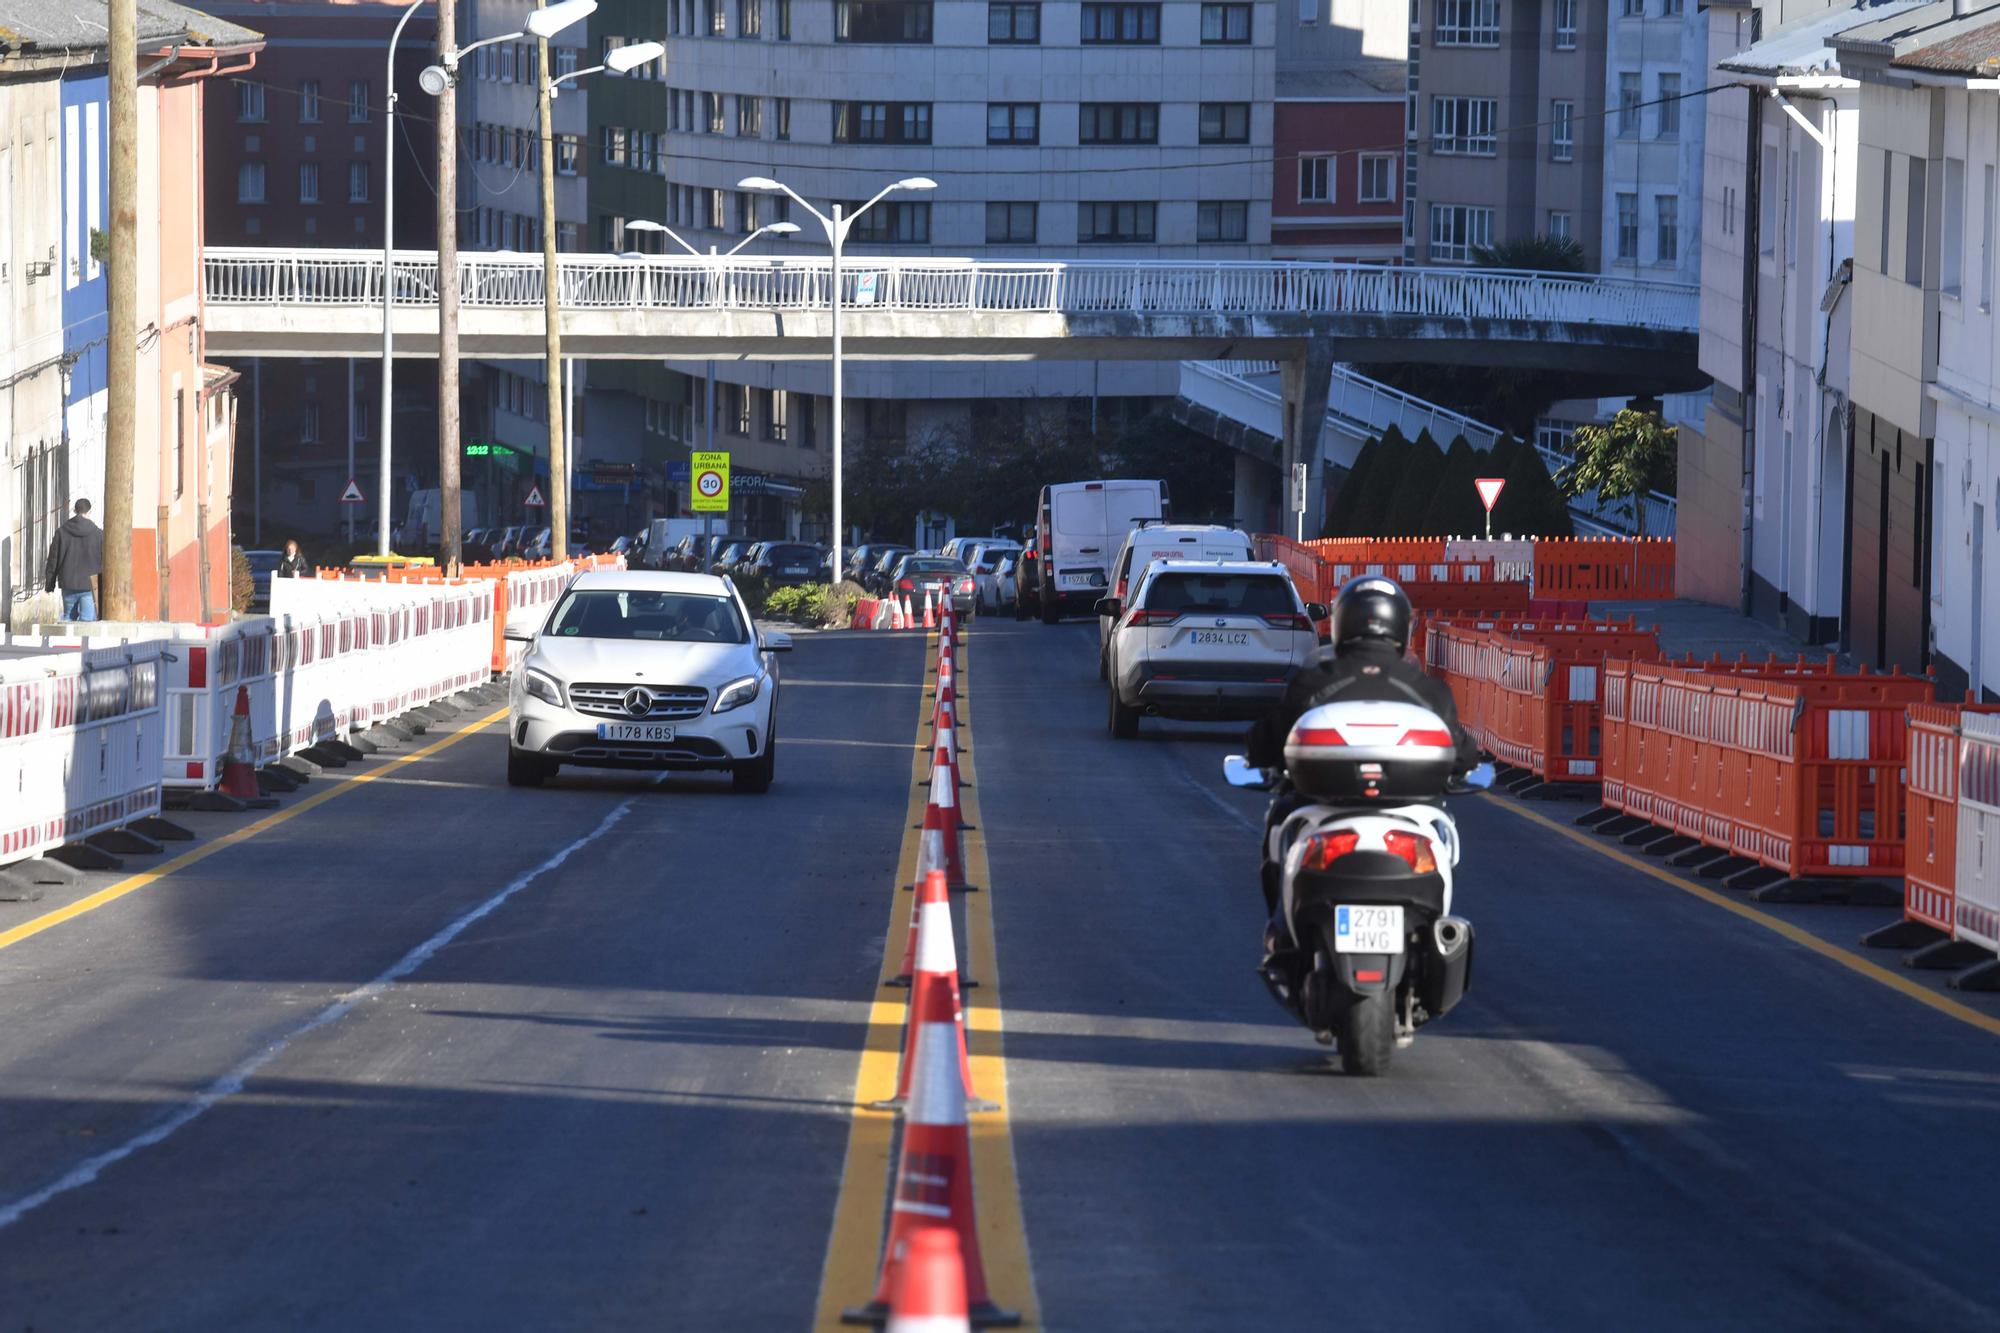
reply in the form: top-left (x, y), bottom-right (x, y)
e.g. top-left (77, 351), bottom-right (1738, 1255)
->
top-left (597, 722), bottom-right (676, 742)
top-left (1334, 904), bottom-right (1404, 954)
top-left (1190, 630), bottom-right (1250, 646)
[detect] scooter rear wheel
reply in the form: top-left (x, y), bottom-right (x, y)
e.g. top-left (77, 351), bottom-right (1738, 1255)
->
top-left (1338, 990), bottom-right (1395, 1076)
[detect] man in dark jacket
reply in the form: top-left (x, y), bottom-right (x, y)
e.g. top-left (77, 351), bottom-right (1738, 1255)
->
top-left (44, 499), bottom-right (104, 623)
top-left (1244, 575), bottom-right (1480, 918)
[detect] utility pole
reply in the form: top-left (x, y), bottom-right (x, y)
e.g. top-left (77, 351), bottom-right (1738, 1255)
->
top-left (103, 0), bottom-right (137, 621)
top-left (538, 11), bottom-right (567, 562)
top-left (435, 0), bottom-right (463, 574)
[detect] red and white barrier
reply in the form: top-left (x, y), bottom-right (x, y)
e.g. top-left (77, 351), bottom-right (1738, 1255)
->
top-left (1956, 713), bottom-right (2000, 952)
top-left (0, 640), bottom-right (165, 863)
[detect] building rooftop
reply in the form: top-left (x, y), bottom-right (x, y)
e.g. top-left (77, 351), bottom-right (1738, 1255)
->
top-left (1718, 0), bottom-right (1931, 78)
top-left (0, 0), bottom-right (261, 53)
top-left (1831, 0), bottom-right (2000, 61)
top-left (1890, 13), bottom-right (2000, 69)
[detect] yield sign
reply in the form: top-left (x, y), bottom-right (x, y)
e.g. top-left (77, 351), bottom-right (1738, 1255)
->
top-left (524, 484), bottom-right (546, 507)
top-left (339, 477), bottom-right (365, 504)
top-left (1474, 477), bottom-right (1506, 512)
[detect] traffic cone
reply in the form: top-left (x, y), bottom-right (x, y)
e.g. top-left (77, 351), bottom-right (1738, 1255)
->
top-left (887, 1228), bottom-right (972, 1333)
top-left (935, 654), bottom-right (956, 708)
top-left (879, 870), bottom-right (975, 1107)
top-left (845, 973), bottom-right (1018, 1329)
top-left (219, 684), bottom-right (262, 800)
top-left (923, 586), bottom-right (937, 630)
top-left (903, 592), bottom-right (917, 630)
top-left (929, 720), bottom-right (963, 792)
top-left (917, 765), bottom-right (970, 889)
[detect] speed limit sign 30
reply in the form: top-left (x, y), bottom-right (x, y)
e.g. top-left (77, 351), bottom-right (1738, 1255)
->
top-left (690, 451), bottom-right (730, 513)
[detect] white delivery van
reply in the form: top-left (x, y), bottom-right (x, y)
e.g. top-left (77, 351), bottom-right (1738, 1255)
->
top-left (396, 489), bottom-right (481, 551)
top-left (644, 518), bottom-right (707, 568)
top-left (1034, 479), bottom-right (1169, 623)
top-left (1097, 523), bottom-right (1254, 672)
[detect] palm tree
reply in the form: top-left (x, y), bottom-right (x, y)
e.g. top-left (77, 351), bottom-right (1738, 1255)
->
top-left (1473, 234), bottom-right (1587, 274)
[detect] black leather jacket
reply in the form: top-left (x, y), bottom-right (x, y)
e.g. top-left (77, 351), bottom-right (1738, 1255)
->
top-left (1244, 639), bottom-right (1480, 774)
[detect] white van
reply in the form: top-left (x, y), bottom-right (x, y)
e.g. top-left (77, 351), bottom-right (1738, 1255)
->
top-left (1098, 523), bottom-right (1254, 671)
top-left (1034, 479), bottom-right (1169, 623)
top-left (396, 489), bottom-right (481, 551)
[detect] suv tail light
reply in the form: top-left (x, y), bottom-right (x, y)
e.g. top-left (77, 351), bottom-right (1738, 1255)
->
top-left (1262, 612), bottom-right (1314, 631)
top-left (1299, 830), bottom-right (1360, 870)
top-left (898, 578), bottom-right (915, 591)
top-left (1130, 610), bottom-right (1180, 627)
top-left (1382, 830), bottom-right (1438, 874)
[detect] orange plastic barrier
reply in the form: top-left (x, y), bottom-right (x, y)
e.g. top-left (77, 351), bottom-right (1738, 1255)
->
top-left (1305, 538), bottom-right (1449, 564)
top-left (1603, 659), bottom-right (1933, 879)
top-left (1532, 538), bottom-right (1676, 599)
top-left (1254, 534), bottom-right (1330, 605)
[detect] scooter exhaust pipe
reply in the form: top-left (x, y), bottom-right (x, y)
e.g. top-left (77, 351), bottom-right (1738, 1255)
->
top-left (1433, 915), bottom-right (1472, 960)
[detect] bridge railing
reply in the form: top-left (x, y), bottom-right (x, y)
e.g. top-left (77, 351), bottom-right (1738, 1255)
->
top-left (201, 248), bottom-right (1699, 331)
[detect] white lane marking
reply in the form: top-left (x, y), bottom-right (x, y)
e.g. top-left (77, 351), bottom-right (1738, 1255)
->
top-left (786, 737), bottom-right (924, 750)
top-left (1176, 758), bottom-right (1263, 833)
top-left (782, 680), bottom-right (923, 689)
top-left (0, 798), bottom-right (640, 1231)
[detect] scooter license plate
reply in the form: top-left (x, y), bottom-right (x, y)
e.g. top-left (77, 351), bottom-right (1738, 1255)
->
top-left (1334, 905), bottom-right (1404, 954)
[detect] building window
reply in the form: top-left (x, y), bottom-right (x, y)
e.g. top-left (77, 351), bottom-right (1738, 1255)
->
top-left (602, 124), bottom-right (628, 164)
top-left (1359, 153), bottom-right (1396, 203)
top-left (348, 163), bottom-right (369, 203)
top-left (1197, 200), bottom-right (1248, 242)
top-left (989, 1), bottom-right (1040, 42)
top-left (556, 221), bottom-right (580, 252)
top-left (740, 0), bottom-right (762, 35)
top-left (834, 102), bottom-right (932, 144)
top-left (1551, 100), bottom-right (1573, 161)
top-left (1907, 155), bottom-right (1927, 287)
top-left (1664, 0), bottom-right (1682, 12)
top-left (1080, 103), bottom-right (1158, 145)
top-left (710, 188), bottom-right (728, 230)
top-left (1080, 3), bottom-right (1161, 44)
top-left (555, 45), bottom-right (579, 75)
top-left (732, 385), bottom-right (752, 436)
top-left (835, 1), bottom-right (935, 42)
top-left (1201, 2), bottom-right (1251, 42)
top-left (1553, 0), bottom-right (1575, 48)
top-left (706, 93), bottom-right (725, 134)
top-left (1198, 103), bottom-right (1249, 145)
top-left (1428, 203), bottom-right (1492, 262)
top-left (1299, 0), bottom-right (1316, 21)
top-left (988, 103), bottom-right (1039, 145)
top-left (301, 399), bottom-right (321, 443)
top-left (770, 389), bottom-right (789, 441)
top-left (299, 162), bottom-right (321, 204)
top-left (1433, 0), bottom-right (1498, 46)
top-left (1548, 210), bottom-right (1572, 241)
top-left (776, 97), bottom-right (792, 139)
top-left (847, 200), bottom-right (931, 242)
top-left (1078, 201), bottom-right (1157, 242)
top-left (1616, 192), bottom-right (1638, 260)
top-left (1299, 155), bottom-right (1331, 203)
top-left (739, 96), bottom-right (764, 136)
top-left (1431, 96), bottom-right (1497, 155)
top-left (555, 134), bottom-right (580, 175)
top-left (237, 162), bottom-right (266, 203)
top-left (778, 0), bottom-right (792, 36)
top-left (1657, 74), bottom-right (1680, 136)
top-left (1656, 195), bottom-right (1678, 264)
top-left (708, 0), bottom-right (727, 32)
top-left (1618, 72), bottom-right (1640, 137)
top-left (986, 201), bottom-right (1037, 242)
top-left (238, 82), bottom-right (265, 122)
top-left (348, 80), bottom-right (371, 123)
top-left (299, 80), bottom-right (321, 123)
top-left (1622, 0), bottom-right (1642, 15)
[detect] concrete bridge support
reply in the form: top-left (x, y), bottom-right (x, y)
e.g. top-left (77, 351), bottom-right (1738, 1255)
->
top-left (1280, 344), bottom-right (1338, 540)
top-left (1234, 453), bottom-right (1280, 534)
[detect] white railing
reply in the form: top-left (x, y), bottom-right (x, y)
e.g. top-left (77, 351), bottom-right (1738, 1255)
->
top-left (202, 248), bottom-right (1700, 332)
top-left (1326, 365), bottom-right (1502, 450)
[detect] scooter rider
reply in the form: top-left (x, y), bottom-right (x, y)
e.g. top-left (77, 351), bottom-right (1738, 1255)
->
top-left (1244, 575), bottom-right (1481, 918)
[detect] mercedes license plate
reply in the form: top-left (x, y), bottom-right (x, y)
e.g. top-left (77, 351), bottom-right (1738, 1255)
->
top-left (597, 722), bottom-right (676, 742)
top-left (1190, 630), bottom-right (1250, 646)
top-left (1334, 904), bottom-right (1404, 954)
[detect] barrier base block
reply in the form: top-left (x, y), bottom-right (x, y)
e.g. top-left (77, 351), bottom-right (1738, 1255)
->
top-left (842, 1300), bottom-right (1020, 1329)
top-left (324, 739), bottom-right (368, 762)
top-left (280, 754), bottom-right (324, 779)
top-left (258, 767), bottom-right (303, 794)
top-left (131, 816), bottom-right (194, 842)
top-left (1574, 807), bottom-right (1623, 830)
top-left (1594, 815), bottom-right (1653, 839)
top-left (167, 788), bottom-right (248, 812)
top-left (1904, 938), bottom-right (1992, 971)
top-left (345, 736), bottom-right (379, 756)
top-left (1860, 919), bottom-right (1948, 951)
top-left (359, 728), bottom-right (404, 750)
top-left (1621, 826), bottom-right (1682, 850)
top-left (1640, 834), bottom-right (1698, 859)
top-left (0, 867), bottom-right (48, 902)
top-left (1948, 958), bottom-right (2000, 992)
top-left (297, 745), bottom-right (350, 769)
top-left (1, 856), bottom-right (79, 887)
top-left (89, 828), bottom-right (163, 857)
top-left (1669, 845), bottom-right (1734, 871)
top-left (1697, 854), bottom-right (1757, 881)
top-left (1499, 769), bottom-right (1541, 794)
top-left (381, 720), bottom-right (420, 740)
top-left (1722, 864), bottom-right (1785, 893)
top-left (48, 842), bottom-right (123, 872)
top-left (1753, 876), bottom-right (1899, 908)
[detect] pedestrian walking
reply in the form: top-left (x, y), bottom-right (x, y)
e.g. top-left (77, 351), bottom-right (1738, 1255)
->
top-left (44, 498), bottom-right (104, 623)
top-left (276, 539), bottom-right (312, 578)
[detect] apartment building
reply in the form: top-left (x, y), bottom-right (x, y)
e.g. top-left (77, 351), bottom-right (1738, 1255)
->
top-left (1272, 0), bottom-right (1407, 261)
top-left (1600, 0), bottom-right (1705, 284)
top-left (201, 0), bottom-right (439, 548)
top-left (1406, 0), bottom-right (1606, 266)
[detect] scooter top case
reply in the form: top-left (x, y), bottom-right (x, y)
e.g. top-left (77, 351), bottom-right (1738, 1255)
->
top-left (1283, 699), bottom-right (1457, 804)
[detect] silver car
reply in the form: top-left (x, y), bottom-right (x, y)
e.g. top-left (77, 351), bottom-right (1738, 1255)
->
top-left (1099, 561), bottom-right (1325, 739)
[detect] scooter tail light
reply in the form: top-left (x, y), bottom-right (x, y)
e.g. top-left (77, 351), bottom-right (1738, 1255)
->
top-left (1293, 726), bottom-right (1346, 746)
top-left (1401, 728), bottom-right (1454, 747)
top-left (1382, 830), bottom-right (1438, 874)
top-left (1300, 830), bottom-right (1360, 871)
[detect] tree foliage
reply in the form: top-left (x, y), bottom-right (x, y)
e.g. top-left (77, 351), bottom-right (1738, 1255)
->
top-left (1472, 234), bottom-right (1588, 274)
top-left (1490, 438), bottom-right (1575, 538)
top-left (1558, 409), bottom-right (1678, 534)
top-left (1347, 424), bottom-right (1410, 536)
top-left (1323, 438), bottom-right (1379, 537)
top-left (1384, 429), bottom-right (1446, 536)
top-left (1421, 436), bottom-right (1490, 537)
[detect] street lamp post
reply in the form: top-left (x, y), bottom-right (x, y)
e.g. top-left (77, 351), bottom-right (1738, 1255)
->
top-left (377, 0), bottom-right (425, 556)
top-left (736, 176), bottom-right (935, 587)
top-left (626, 220), bottom-right (797, 571)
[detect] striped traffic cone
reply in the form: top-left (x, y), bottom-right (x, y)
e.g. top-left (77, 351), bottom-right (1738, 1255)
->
top-left (887, 1228), bottom-right (972, 1333)
top-left (903, 592), bottom-right (917, 629)
top-left (218, 685), bottom-right (263, 801)
top-left (923, 586), bottom-right (937, 630)
top-left (916, 765), bottom-right (970, 890)
top-left (877, 870), bottom-right (976, 1105)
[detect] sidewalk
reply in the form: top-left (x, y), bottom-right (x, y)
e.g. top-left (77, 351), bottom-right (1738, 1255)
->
top-left (1590, 598), bottom-right (1854, 667)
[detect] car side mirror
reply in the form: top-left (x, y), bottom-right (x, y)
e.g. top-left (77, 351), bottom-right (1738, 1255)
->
top-left (1094, 597), bottom-right (1121, 617)
top-left (762, 631), bottom-right (794, 653)
top-left (1222, 755), bottom-right (1274, 789)
top-left (1305, 602), bottom-right (1329, 621)
top-left (502, 621), bottom-right (537, 643)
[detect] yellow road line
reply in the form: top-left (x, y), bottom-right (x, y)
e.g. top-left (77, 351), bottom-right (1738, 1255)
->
top-left (813, 630), bottom-right (1039, 1330)
top-left (1488, 798), bottom-right (2000, 1039)
top-left (0, 707), bottom-right (508, 955)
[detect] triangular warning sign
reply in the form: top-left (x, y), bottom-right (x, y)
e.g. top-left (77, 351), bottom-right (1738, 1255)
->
top-left (524, 484), bottom-right (546, 507)
top-left (1474, 477), bottom-right (1506, 512)
top-left (339, 478), bottom-right (365, 504)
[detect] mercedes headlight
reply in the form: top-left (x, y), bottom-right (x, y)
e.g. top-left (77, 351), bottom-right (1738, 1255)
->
top-left (524, 666), bottom-right (566, 708)
top-left (713, 674), bottom-right (761, 714)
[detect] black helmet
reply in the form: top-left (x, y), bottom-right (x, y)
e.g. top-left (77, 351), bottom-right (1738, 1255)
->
top-left (1330, 576), bottom-right (1412, 652)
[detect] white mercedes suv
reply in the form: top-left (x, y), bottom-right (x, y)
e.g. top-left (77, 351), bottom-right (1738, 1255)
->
top-left (504, 570), bottom-right (790, 791)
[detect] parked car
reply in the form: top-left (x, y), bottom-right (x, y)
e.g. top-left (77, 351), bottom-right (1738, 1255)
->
top-left (723, 542), bottom-right (767, 580)
top-left (671, 532), bottom-right (747, 572)
top-left (992, 554), bottom-right (1018, 614)
top-left (888, 554), bottom-right (978, 618)
top-left (711, 540), bottom-right (751, 575)
top-left (1012, 547), bottom-right (1042, 620)
top-left (842, 543), bottom-right (904, 586)
top-left (964, 539), bottom-right (1023, 611)
top-left (242, 548), bottom-right (284, 613)
top-left (751, 542), bottom-right (826, 587)
top-left (864, 547), bottom-right (915, 595)
top-left (493, 525), bottom-right (529, 559)
top-left (503, 569), bottom-right (790, 791)
top-left (1098, 561), bottom-right (1325, 739)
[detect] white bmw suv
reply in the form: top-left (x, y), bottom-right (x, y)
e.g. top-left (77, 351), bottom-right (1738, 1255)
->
top-left (504, 570), bottom-right (790, 791)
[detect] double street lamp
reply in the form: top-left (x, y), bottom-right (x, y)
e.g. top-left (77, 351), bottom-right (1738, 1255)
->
top-left (735, 175), bottom-right (936, 587)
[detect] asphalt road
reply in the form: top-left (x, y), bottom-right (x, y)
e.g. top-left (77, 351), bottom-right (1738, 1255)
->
top-left (6, 615), bottom-right (2000, 1330)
